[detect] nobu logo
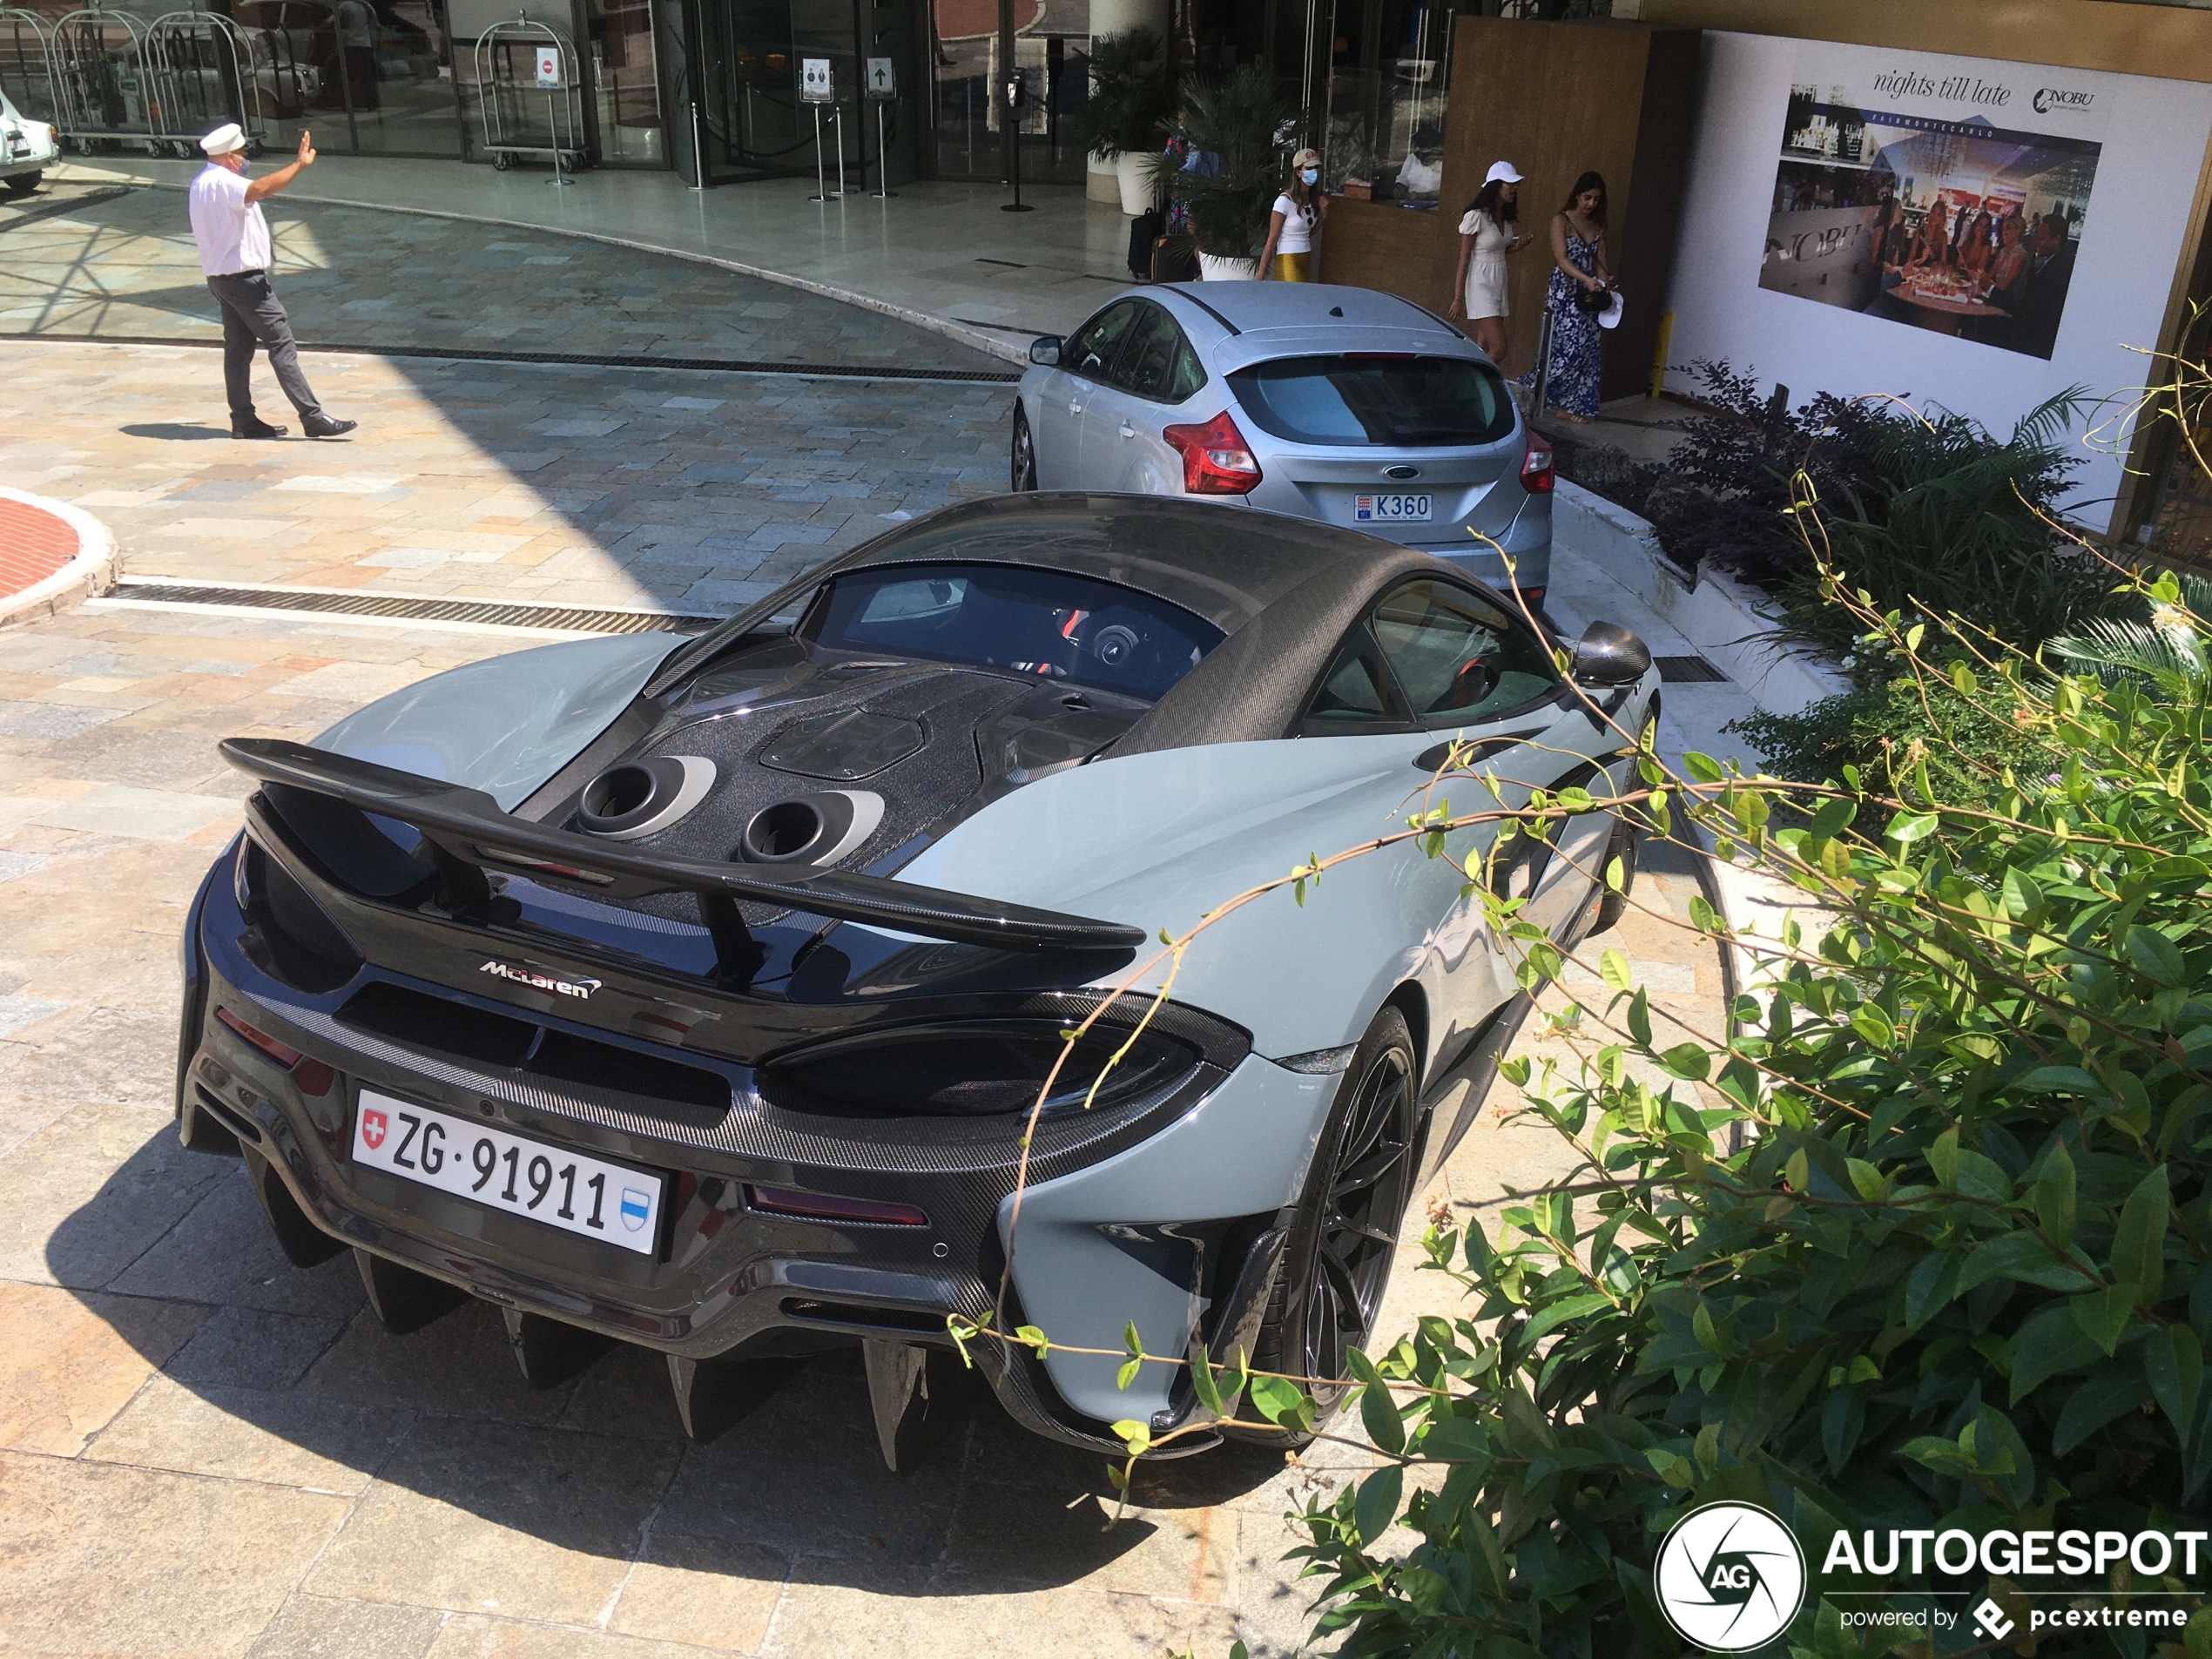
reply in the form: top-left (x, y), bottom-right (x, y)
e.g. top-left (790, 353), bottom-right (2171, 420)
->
top-left (2033, 86), bottom-right (2092, 114)
top-left (480, 961), bottom-right (601, 999)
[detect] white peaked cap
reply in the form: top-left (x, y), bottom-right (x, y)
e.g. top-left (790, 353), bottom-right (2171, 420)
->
top-left (1485, 160), bottom-right (1524, 185)
top-left (200, 123), bottom-right (246, 156)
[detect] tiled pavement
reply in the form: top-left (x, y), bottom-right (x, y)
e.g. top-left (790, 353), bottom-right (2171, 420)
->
top-left (1, 182), bottom-right (1008, 373)
top-left (0, 189), bottom-right (1732, 1657)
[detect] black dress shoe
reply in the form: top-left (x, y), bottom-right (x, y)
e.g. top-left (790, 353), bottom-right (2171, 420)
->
top-left (231, 416), bottom-right (287, 439)
top-left (302, 414), bottom-right (358, 439)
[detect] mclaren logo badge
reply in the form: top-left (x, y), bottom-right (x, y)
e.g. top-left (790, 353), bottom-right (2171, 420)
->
top-left (480, 961), bottom-right (603, 1000)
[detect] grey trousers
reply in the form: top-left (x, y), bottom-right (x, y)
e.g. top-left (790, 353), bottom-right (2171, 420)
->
top-left (206, 270), bottom-right (322, 421)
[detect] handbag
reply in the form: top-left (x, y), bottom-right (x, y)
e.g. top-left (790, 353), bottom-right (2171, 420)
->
top-left (1571, 282), bottom-right (1609, 314)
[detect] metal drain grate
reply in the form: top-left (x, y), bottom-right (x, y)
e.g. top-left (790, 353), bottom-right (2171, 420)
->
top-left (1654, 655), bottom-right (1728, 684)
top-left (111, 580), bottom-right (721, 636)
top-left (17, 332), bottom-right (1020, 385)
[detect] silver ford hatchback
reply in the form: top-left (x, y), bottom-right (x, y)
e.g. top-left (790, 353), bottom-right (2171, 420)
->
top-left (1012, 281), bottom-right (1554, 604)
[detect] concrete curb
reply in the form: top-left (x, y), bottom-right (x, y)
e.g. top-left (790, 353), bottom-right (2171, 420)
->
top-left (1554, 480), bottom-right (1849, 716)
top-left (49, 166), bottom-right (1031, 367)
top-left (0, 488), bottom-right (118, 630)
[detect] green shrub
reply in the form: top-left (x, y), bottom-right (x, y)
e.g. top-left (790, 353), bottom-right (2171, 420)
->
top-left (1080, 28), bottom-right (1176, 162)
top-left (1728, 671), bottom-right (2045, 811)
top-left (1244, 577), bottom-right (2212, 1657)
top-left (1146, 67), bottom-right (1297, 261)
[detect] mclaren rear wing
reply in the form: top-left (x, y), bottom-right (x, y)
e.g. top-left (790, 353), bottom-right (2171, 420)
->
top-left (220, 738), bottom-right (1146, 975)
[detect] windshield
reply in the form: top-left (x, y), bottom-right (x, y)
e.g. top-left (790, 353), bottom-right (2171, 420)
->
top-left (1227, 354), bottom-right (1516, 448)
top-left (802, 562), bottom-right (1224, 701)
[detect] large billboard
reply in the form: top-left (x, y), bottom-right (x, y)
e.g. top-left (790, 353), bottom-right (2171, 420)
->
top-left (1758, 48), bottom-right (2105, 361)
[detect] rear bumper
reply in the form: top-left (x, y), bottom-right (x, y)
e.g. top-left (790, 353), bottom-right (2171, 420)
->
top-left (183, 860), bottom-right (1325, 1453)
top-left (1406, 487), bottom-right (1553, 594)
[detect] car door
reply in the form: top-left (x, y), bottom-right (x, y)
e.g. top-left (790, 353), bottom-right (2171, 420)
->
top-left (1081, 303), bottom-right (1209, 492)
top-left (1039, 300), bottom-right (1144, 490)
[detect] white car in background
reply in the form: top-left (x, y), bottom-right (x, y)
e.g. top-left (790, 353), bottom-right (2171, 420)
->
top-left (2, 89), bottom-right (57, 196)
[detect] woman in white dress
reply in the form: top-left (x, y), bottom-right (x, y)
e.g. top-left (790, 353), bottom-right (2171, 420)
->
top-left (1256, 148), bottom-right (1327, 280)
top-left (1447, 159), bottom-right (1536, 367)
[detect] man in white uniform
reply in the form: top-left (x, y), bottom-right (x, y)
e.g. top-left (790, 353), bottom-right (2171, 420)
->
top-left (187, 124), bottom-right (356, 440)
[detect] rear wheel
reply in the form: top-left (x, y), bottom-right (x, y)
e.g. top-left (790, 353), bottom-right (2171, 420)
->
top-left (1229, 1005), bottom-right (1420, 1446)
top-left (1011, 407), bottom-right (1038, 491)
top-left (1586, 814), bottom-right (1641, 937)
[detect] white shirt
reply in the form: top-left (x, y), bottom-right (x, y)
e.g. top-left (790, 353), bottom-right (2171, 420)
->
top-left (1271, 193), bottom-right (1317, 255)
top-left (188, 163), bottom-right (271, 277)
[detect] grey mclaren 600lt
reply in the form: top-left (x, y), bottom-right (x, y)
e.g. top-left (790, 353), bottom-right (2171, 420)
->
top-left (177, 492), bottom-right (1657, 1465)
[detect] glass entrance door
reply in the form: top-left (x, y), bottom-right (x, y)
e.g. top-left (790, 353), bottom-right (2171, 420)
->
top-left (233, 0), bottom-right (464, 158)
top-left (688, 0), bottom-right (857, 182)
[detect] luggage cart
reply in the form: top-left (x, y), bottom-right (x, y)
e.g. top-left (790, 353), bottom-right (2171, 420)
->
top-left (0, 9), bottom-right (60, 127)
top-left (146, 10), bottom-right (265, 158)
top-left (472, 15), bottom-right (582, 180)
top-left (50, 7), bottom-right (157, 155)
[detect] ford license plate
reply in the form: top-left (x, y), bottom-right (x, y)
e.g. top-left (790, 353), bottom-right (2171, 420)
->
top-left (1354, 493), bottom-right (1431, 523)
top-left (352, 1089), bottom-right (664, 1255)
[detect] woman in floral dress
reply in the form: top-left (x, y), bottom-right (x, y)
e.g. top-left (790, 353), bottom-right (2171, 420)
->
top-left (1520, 171), bottom-right (1613, 423)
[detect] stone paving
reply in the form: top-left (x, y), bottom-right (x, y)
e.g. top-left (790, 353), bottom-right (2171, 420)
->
top-left (0, 598), bottom-right (1728, 1659)
top-left (5, 337), bottom-right (1013, 615)
top-left (0, 188), bottom-right (1734, 1657)
top-left (1, 182), bottom-right (1008, 373)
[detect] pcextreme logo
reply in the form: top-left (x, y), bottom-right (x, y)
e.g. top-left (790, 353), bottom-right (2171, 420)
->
top-left (1654, 1502), bottom-right (1807, 1652)
top-left (479, 960), bottom-right (602, 999)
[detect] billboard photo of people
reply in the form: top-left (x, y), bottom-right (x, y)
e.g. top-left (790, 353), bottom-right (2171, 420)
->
top-left (1758, 51), bottom-right (2102, 360)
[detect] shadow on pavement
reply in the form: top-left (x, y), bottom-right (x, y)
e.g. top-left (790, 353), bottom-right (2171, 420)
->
top-left (47, 1119), bottom-right (1285, 1599)
top-left (119, 422), bottom-right (235, 442)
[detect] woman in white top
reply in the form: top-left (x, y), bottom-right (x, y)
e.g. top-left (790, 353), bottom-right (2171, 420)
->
top-left (1256, 147), bottom-right (1327, 280)
top-left (1447, 160), bottom-right (1537, 367)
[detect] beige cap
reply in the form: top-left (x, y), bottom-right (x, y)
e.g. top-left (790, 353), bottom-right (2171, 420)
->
top-left (200, 123), bottom-right (246, 156)
top-left (1291, 147), bottom-right (1321, 171)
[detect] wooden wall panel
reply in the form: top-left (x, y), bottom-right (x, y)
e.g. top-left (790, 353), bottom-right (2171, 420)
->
top-left (1317, 18), bottom-right (1701, 396)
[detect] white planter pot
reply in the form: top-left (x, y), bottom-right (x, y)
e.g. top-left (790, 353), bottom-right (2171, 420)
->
top-left (1114, 151), bottom-right (1156, 217)
top-left (1197, 253), bottom-right (1259, 281)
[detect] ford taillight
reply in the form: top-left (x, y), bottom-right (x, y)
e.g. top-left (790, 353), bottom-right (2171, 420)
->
top-left (1519, 435), bottom-right (1554, 494)
top-left (1162, 411), bottom-right (1263, 496)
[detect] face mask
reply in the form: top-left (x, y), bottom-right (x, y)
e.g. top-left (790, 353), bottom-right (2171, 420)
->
top-left (1300, 169), bottom-right (1318, 185)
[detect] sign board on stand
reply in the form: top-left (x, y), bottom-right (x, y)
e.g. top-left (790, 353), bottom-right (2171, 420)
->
top-left (865, 57), bottom-right (895, 101)
top-left (533, 44), bottom-right (560, 88)
top-left (799, 57), bottom-right (833, 105)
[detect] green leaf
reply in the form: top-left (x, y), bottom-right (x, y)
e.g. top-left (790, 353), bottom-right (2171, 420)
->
top-left (1808, 796), bottom-right (1856, 840)
top-left (1658, 1042), bottom-right (1710, 1082)
top-left (1692, 1300), bottom-right (1722, 1356)
top-left (1600, 948), bottom-right (1634, 992)
top-left (2070, 1285), bottom-right (2138, 1356)
top-left (1848, 1004), bottom-right (1895, 1047)
top-left (2053, 1364), bottom-right (2150, 1457)
top-left (1248, 1373), bottom-right (1302, 1425)
top-left (2114, 1166), bottom-right (2172, 1306)
top-left (1354, 1465), bottom-right (1404, 1548)
top-left (1627, 988), bottom-right (1652, 1048)
top-left (2035, 1141), bottom-right (2077, 1251)
top-left (1190, 1340), bottom-right (1224, 1417)
top-left (1885, 811), bottom-right (1939, 844)
top-left (2147, 1325), bottom-right (2203, 1438)
top-left (1111, 1418), bottom-right (1151, 1456)
top-left (1116, 1356), bottom-right (1142, 1391)
top-left (1360, 1378), bottom-right (1406, 1456)
top-left (2126, 925), bottom-right (2188, 987)
top-left (1681, 751), bottom-right (1724, 784)
top-left (1957, 1232), bottom-right (2083, 1296)
top-left (1605, 854), bottom-right (1626, 892)
top-left (1123, 1321), bottom-right (1143, 1358)
top-left (1015, 1324), bottom-right (1049, 1356)
top-left (2002, 868), bottom-right (2045, 923)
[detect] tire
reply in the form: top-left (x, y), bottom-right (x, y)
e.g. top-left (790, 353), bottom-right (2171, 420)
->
top-left (1586, 814), bottom-right (1641, 938)
top-left (3, 172), bottom-right (39, 196)
top-left (1010, 407), bottom-right (1038, 491)
top-left (1228, 1005), bottom-right (1420, 1447)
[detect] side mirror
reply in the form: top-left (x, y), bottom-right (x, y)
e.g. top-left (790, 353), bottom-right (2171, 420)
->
top-left (1028, 335), bottom-right (1062, 367)
top-left (1570, 621), bottom-right (1653, 686)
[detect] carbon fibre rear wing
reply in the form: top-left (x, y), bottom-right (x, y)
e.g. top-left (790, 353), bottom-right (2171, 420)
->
top-left (220, 738), bottom-right (1146, 974)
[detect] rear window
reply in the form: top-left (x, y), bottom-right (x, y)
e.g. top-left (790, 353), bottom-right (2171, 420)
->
top-left (1227, 354), bottom-right (1515, 448)
top-left (804, 562), bottom-right (1224, 701)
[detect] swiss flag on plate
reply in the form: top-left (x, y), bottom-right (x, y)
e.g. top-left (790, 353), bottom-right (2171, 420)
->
top-left (361, 1109), bottom-right (387, 1150)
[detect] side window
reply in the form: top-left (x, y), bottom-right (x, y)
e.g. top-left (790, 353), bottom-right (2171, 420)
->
top-left (1301, 625), bottom-right (1409, 731)
top-left (1370, 580), bottom-right (1561, 725)
top-left (1168, 337), bottom-right (1208, 402)
top-left (1117, 306), bottom-right (1195, 401)
top-left (1065, 300), bottom-right (1142, 381)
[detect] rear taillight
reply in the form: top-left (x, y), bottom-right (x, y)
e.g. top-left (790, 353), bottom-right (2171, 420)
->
top-left (1519, 436), bottom-right (1554, 494)
top-left (745, 1185), bottom-right (929, 1227)
top-left (217, 1006), bottom-right (303, 1068)
top-left (1163, 411), bottom-right (1263, 496)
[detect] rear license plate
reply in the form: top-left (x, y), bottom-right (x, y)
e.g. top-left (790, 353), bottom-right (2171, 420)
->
top-left (351, 1089), bottom-right (664, 1255)
top-left (1355, 493), bottom-right (1431, 523)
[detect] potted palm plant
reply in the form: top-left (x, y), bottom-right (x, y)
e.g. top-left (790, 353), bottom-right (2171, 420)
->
top-left (1146, 67), bottom-right (1298, 279)
top-left (1082, 28), bottom-right (1175, 217)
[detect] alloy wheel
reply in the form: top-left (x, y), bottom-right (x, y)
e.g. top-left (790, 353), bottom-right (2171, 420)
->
top-left (1299, 1043), bottom-right (1415, 1391)
top-left (1011, 411), bottom-right (1037, 491)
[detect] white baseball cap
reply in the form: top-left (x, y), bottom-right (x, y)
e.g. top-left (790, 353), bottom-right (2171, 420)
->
top-left (200, 123), bottom-right (246, 156)
top-left (1597, 289), bottom-right (1625, 330)
top-left (1485, 160), bottom-right (1524, 185)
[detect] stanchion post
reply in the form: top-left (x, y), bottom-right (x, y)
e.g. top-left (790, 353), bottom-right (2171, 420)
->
top-left (810, 103), bottom-right (828, 200)
top-left (872, 100), bottom-right (893, 199)
top-left (689, 97), bottom-right (704, 192)
top-left (834, 105), bottom-right (845, 200)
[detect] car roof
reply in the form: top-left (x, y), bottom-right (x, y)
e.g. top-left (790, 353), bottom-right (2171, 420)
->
top-left (840, 492), bottom-right (1411, 636)
top-left (1153, 281), bottom-right (1458, 341)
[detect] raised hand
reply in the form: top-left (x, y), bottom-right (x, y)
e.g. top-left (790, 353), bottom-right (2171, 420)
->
top-left (298, 130), bottom-right (316, 166)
